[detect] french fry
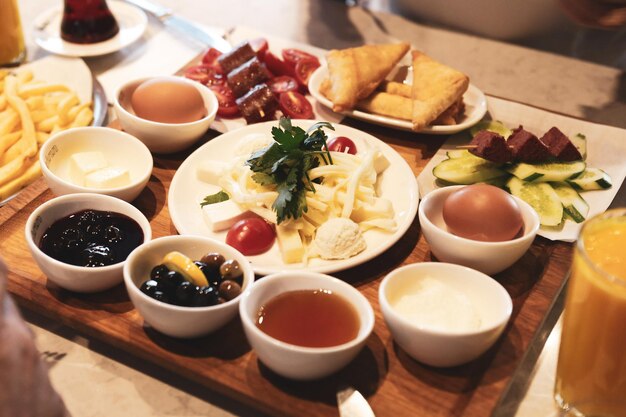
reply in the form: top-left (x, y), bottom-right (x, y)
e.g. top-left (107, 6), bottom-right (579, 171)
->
top-left (0, 108), bottom-right (19, 135)
top-left (0, 95), bottom-right (6, 112)
top-left (0, 159), bottom-right (41, 201)
top-left (4, 75), bottom-right (37, 158)
top-left (57, 93), bottom-right (79, 126)
top-left (37, 115), bottom-right (59, 133)
top-left (19, 83), bottom-right (70, 98)
top-left (0, 131), bottom-right (21, 155)
top-left (0, 69), bottom-right (8, 81)
top-left (25, 96), bottom-right (44, 111)
top-left (16, 70), bottom-right (33, 85)
top-left (36, 131), bottom-right (49, 145)
top-left (0, 153), bottom-right (27, 187)
top-left (71, 107), bottom-right (93, 128)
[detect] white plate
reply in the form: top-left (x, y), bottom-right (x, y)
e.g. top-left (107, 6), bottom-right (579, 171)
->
top-left (308, 64), bottom-right (487, 134)
top-left (169, 120), bottom-right (419, 275)
top-left (33, 0), bottom-right (147, 57)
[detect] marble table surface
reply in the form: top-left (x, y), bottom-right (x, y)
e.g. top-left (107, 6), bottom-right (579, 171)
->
top-left (11, 0), bottom-right (626, 415)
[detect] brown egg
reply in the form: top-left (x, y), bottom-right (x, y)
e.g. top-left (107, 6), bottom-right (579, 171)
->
top-left (131, 77), bottom-right (206, 124)
top-left (442, 184), bottom-right (524, 242)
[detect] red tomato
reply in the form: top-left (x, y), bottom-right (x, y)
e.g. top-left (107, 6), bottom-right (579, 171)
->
top-left (327, 136), bottom-right (357, 154)
top-left (184, 65), bottom-right (225, 86)
top-left (249, 37), bottom-right (269, 60)
top-left (279, 91), bottom-right (314, 119)
top-left (282, 48), bottom-right (320, 68)
top-left (267, 75), bottom-right (299, 95)
top-left (226, 217), bottom-right (275, 255)
top-left (264, 51), bottom-right (293, 76)
top-left (209, 85), bottom-right (240, 118)
top-left (294, 59), bottom-right (321, 89)
top-left (202, 48), bottom-right (223, 68)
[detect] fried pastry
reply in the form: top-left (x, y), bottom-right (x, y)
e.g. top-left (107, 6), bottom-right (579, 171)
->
top-left (356, 92), bottom-right (412, 121)
top-left (324, 43), bottom-right (410, 112)
top-left (411, 51), bottom-right (469, 131)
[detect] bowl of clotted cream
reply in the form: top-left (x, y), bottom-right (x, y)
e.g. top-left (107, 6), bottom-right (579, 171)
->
top-left (379, 262), bottom-right (512, 367)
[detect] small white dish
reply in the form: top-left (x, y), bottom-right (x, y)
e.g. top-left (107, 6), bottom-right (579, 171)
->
top-left (239, 271), bottom-right (374, 380)
top-left (124, 235), bottom-right (255, 339)
top-left (418, 185), bottom-right (539, 275)
top-left (113, 75), bottom-right (218, 154)
top-left (40, 126), bottom-right (153, 203)
top-left (33, 0), bottom-right (148, 57)
top-left (379, 262), bottom-right (512, 367)
top-left (309, 64), bottom-right (487, 134)
top-left (25, 193), bottom-right (152, 293)
top-left (168, 119), bottom-right (419, 275)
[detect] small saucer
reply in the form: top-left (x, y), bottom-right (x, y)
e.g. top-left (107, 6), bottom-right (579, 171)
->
top-left (33, 0), bottom-right (148, 57)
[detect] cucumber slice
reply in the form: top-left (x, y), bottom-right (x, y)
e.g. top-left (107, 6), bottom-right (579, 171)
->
top-left (507, 161), bottom-right (586, 182)
top-left (551, 182), bottom-right (589, 223)
top-left (570, 133), bottom-right (587, 160)
top-left (469, 120), bottom-right (512, 138)
top-left (482, 174), bottom-right (512, 189)
top-left (507, 177), bottom-right (563, 227)
top-left (433, 157), bottom-right (506, 185)
top-left (446, 149), bottom-right (473, 159)
top-left (567, 168), bottom-right (612, 190)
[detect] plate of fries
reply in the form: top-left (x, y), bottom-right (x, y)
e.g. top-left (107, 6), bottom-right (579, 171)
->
top-left (0, 55), bottom-right (102, 204)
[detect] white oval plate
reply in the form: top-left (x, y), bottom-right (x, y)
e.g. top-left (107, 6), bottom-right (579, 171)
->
top-left (309, 64), bottom-right (487, 135)
top-left (33, 0), bottom-right (147, 57)
top-left (169, 120), bottom-right (419, 275)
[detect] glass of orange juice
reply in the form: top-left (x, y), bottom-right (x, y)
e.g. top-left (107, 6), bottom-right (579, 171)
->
top-left (0, 0), bottom-right (26, 67)
top-left (555, 208), bottom-right (626, 416)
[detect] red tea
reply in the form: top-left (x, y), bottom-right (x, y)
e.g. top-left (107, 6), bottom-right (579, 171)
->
top-left (256, 289), bottom-right (360, 348)
top-left (61, 0), bottom-right (119, 44)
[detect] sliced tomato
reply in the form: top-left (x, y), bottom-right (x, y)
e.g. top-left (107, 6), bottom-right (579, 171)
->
top-left (327, 136), bottom-right (357, 155)
top-left (267, 76), bottom-right (299, 95)
top-left (209, 85), bottom-right (240, 118)
top-left (282, 48), bottom-right (320, 68)
top-left (226, 218), bottom-right (275, 255)
top-left (279, 91), bottom-right (314, 119)
top-left (184, 65), bottom-right (225, 86)
top-left (294, 59), bottom-right (321, 89)
top-left (249, 37), bottom-right (269, 60)
top-left (264, 51), bottom-right (293, 76)
top-left (202, 48), bottom-right (223, 68)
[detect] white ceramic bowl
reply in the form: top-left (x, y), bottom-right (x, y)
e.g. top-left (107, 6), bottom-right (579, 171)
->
top-left (113, 75), bottom-right (218, 154)
top-left (25, 193), bottom-right (152, 293)
top-left (123, 235), bottom-right (255, 339)
top-left (418, 185), bottom-right (540, 275)
top-left (239, 272), bottom-right (375, 380)
top-left (40, 126), bottom-right (153, 202)
top-left (379, 262), bottom-right (513, 367)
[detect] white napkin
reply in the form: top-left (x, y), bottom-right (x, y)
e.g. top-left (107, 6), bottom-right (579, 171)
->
top-left (87, 19), bottom-right (225, 101)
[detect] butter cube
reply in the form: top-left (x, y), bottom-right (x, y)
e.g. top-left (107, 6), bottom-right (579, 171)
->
top-left (276, 225), bottom-right (304, 264)
top-left (85, 166), bottom-right (130, 189)
top-left (69, 151), bottom-right (107, 185)
top-left (202, 200), bottom-right (254, 232)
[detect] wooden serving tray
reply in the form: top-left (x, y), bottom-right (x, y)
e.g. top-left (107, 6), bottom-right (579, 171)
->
top-left (0, 116), bottom-right (572, 417)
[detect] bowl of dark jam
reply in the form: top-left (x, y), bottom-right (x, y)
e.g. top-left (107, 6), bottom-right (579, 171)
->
top-left (123, 235), bottom-right (255, 338)
top-left (25, 193), bottom-right (151, 293)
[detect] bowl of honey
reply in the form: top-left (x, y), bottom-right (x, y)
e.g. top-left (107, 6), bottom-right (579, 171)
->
top-left (239, 271), bottom-right (375, 380)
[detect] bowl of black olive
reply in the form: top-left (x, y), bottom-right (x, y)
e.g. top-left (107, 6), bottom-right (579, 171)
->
top-left (123, 235), bottom-right (255, 338)
top-left (24, 193), bottom-right (152, 293)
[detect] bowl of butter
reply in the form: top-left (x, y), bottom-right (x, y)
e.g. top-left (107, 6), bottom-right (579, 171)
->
top-left (40, 127), bottom-right (153, 202)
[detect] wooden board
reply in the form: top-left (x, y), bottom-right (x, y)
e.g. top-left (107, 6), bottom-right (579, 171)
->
top-left (0, 116), bottom-right (573, 417)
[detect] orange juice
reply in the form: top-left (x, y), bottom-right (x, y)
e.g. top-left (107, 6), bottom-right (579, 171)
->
top-left (0, 0), bottom-right (26, 66)
top-left (555, 209), bottom-right (626, 416)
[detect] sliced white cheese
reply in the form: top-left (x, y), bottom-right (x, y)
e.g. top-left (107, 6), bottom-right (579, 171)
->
top-left (196, 161), bottom-right (228, 185)
top-left (202, 200), bottom-right (254, 232)
top-left (85, 166), bottom-right (130, 189)
top-left (69, 151), bottom-right (107, 186)
top-left (276, 225), bottom-right (304, 264)
top-left (373, 150), bottom-right (390, 174)
top-left (351, 197), bottom-right (394, 223)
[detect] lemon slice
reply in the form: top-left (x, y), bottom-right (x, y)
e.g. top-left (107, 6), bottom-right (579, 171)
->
top-left (162, 251), bottom-right (208, 287)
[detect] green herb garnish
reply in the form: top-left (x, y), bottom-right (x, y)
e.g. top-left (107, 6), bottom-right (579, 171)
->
top-left (200, 190), bottom-right (230, 207)
top-left (246, 117), bottom-right (334, 224)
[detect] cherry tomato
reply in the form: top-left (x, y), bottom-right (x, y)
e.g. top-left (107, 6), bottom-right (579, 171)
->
top-left (184, 65), bottom-right (225, 86)
top-left (209, 85), bottom-right (240, 118)
top-left (267, 75), bottom-right (299, 95)
top-left (294, 59), bottom-right (321, 89)
top-left (326, 136), bottom-right (357, 154)
top-left (226, 217), bottom-right (275, 255)
top-left (279, 91), bottom-right (314, 119)
top-left (282, 48), bottom-right (320, 68)
top-left (264, 51), bottom-right (293, 76)
top-left (202, 48), bottom-right (223, 68)
top-left (249, 37), bottom-right (269, 60)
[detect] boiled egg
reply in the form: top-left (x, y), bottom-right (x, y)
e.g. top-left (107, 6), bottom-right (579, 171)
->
top-left (442, 184), bottom-right (523, 242)
top-left (131, 77), bottom-right (206, 124)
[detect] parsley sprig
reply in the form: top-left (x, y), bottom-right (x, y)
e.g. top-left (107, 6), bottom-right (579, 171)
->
top-left (246, 117), bottom-right (334, 224)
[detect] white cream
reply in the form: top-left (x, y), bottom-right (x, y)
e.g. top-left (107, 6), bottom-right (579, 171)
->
top-left (391, 276), bottom-right (481, 332)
